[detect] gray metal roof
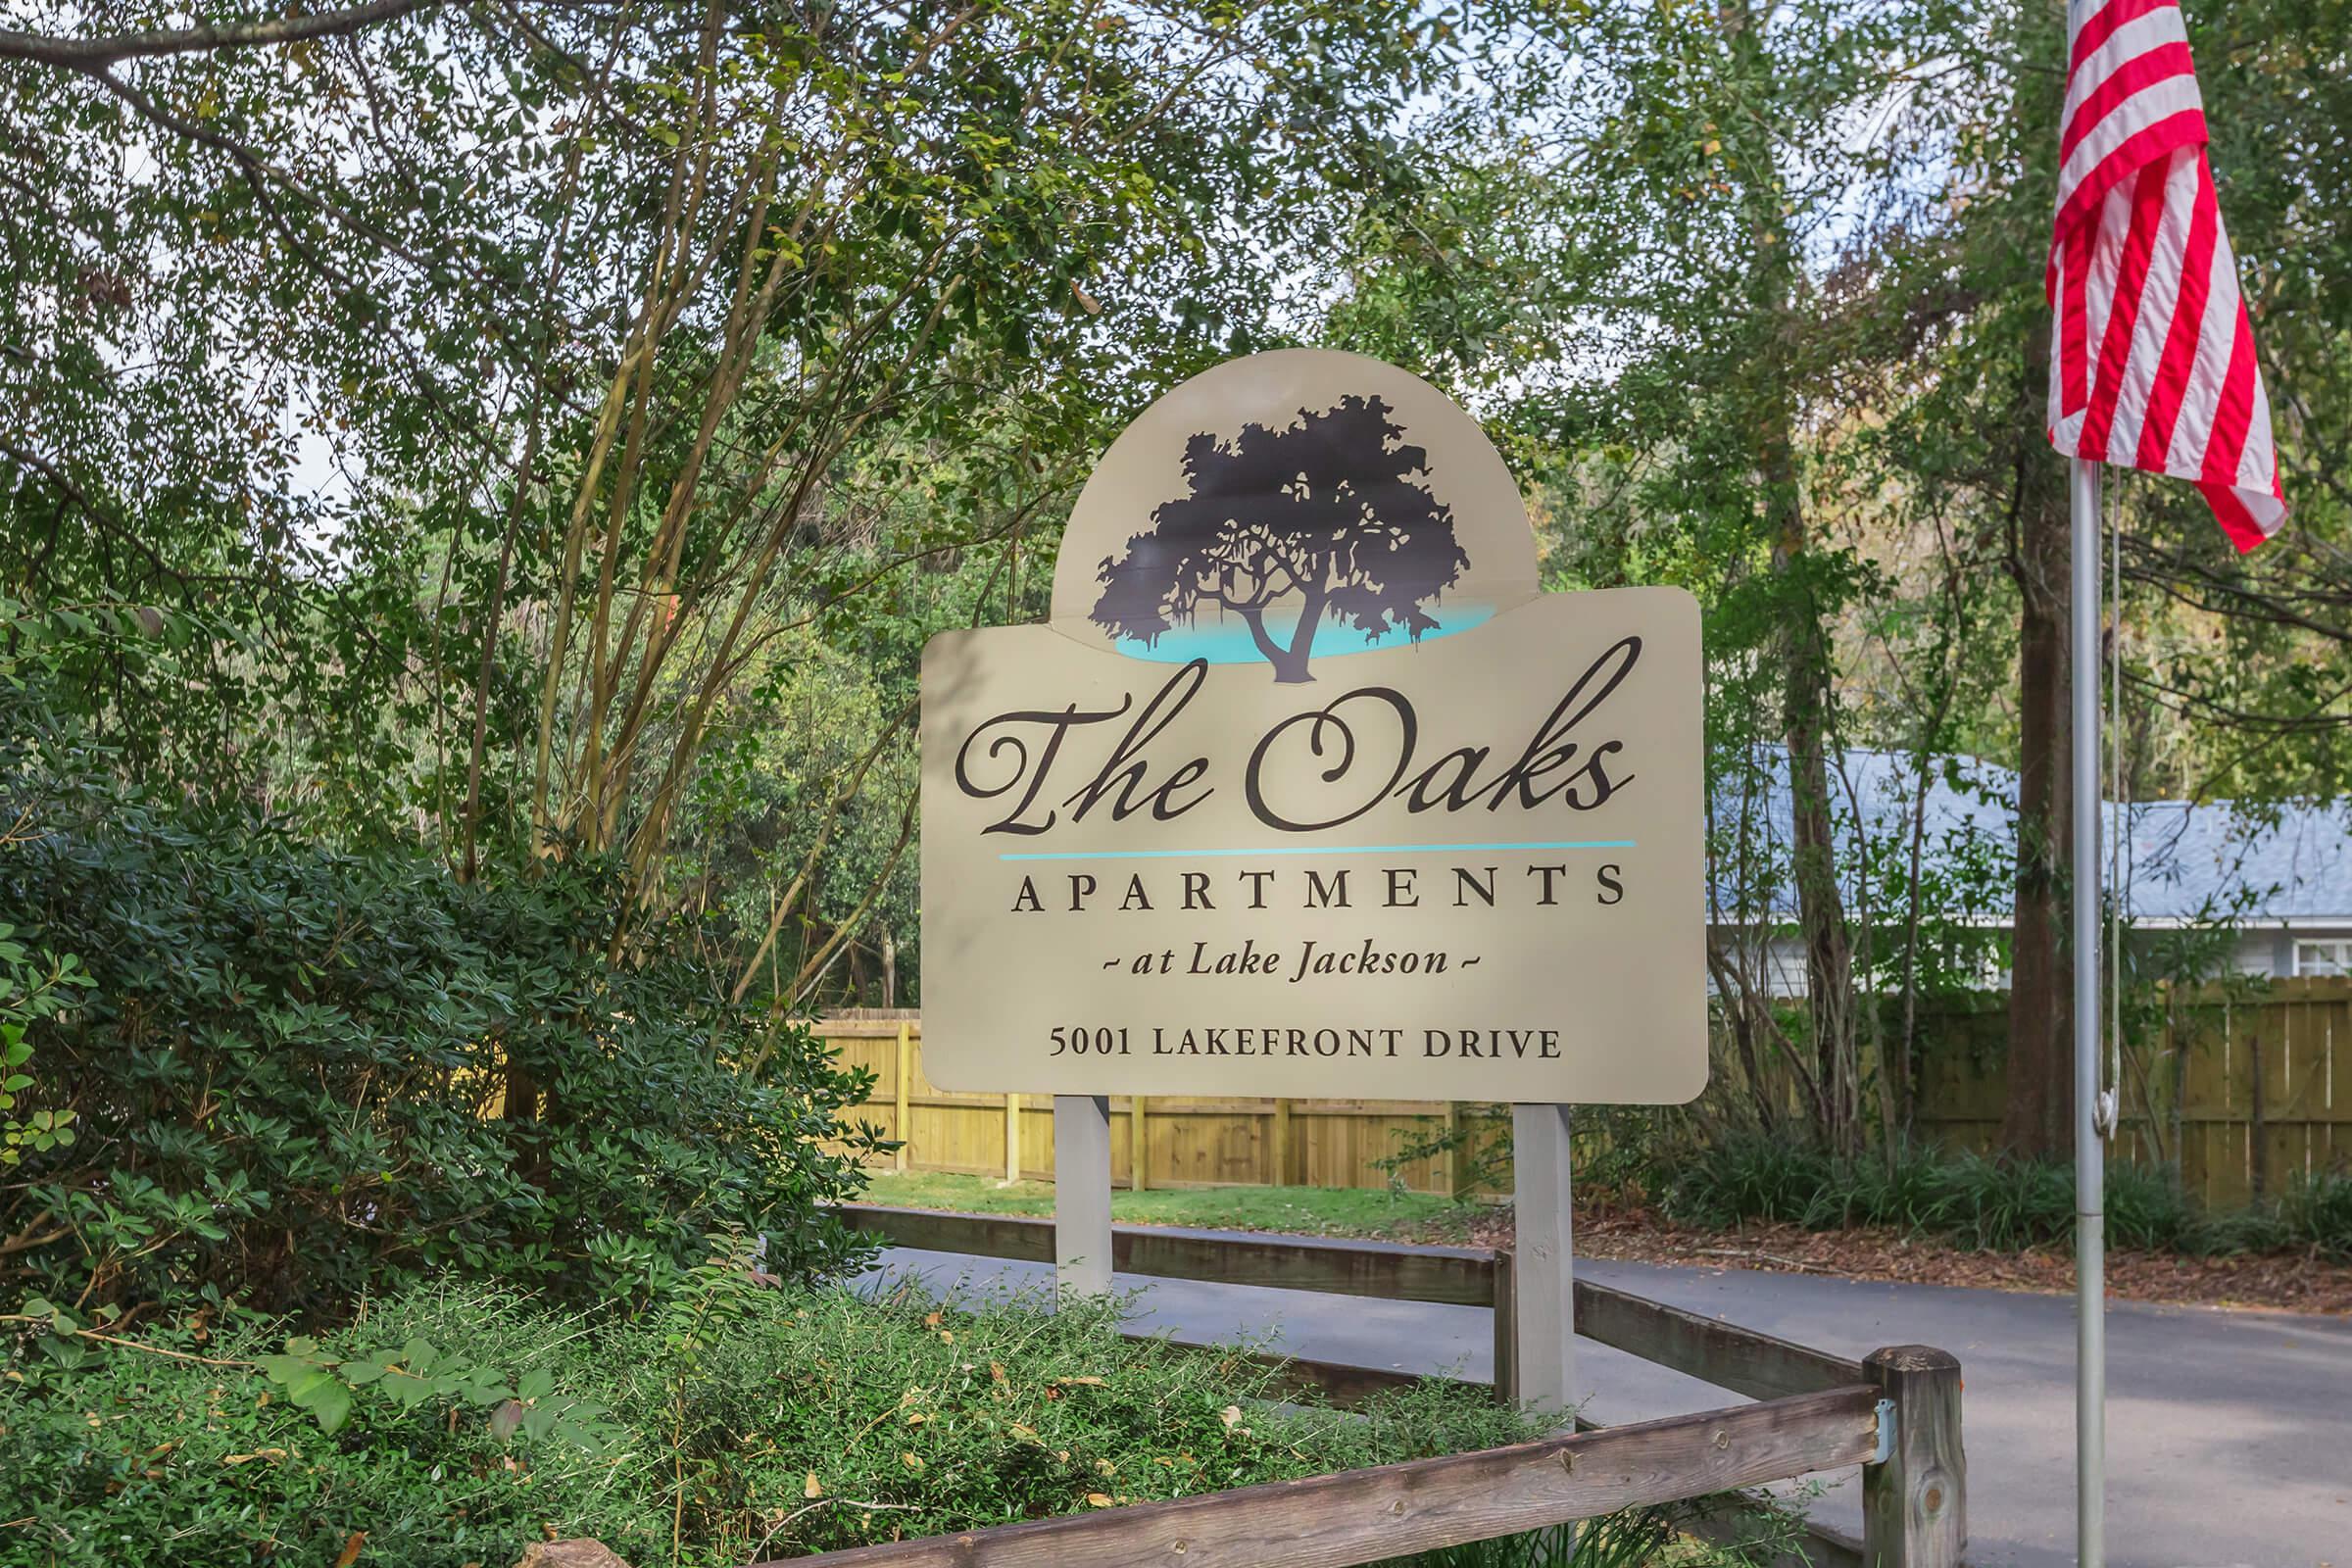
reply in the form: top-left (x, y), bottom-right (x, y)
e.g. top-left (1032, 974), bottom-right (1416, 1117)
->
top-left (2117, 796), bottom-right (2352, 924)
top-left (1709, 748), bottom-right (2352, 926)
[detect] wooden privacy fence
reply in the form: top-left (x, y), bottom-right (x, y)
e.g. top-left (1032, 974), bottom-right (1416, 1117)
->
top-left (817, 1010), bottom-right (1494, 1197)
top-left (1912, 976), bottom-right (2352, 1208)
top-left (817, 1203), bottom-right (1965, 1567)
top-left (826, 981), bottom-right (2352, 1206)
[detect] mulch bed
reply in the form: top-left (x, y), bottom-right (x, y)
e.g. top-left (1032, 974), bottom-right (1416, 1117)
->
top-left (1392, 1202), bottom-right (2352, 1316)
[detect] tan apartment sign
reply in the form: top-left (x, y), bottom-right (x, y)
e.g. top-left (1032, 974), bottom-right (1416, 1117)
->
top-left (920, 350), bottom-right (1707, 1102)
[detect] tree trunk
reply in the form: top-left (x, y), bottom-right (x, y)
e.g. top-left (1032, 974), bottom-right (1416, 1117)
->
top-left (1714, 0), bottom-right (1856, 1152)
top-left (1238, 607), bottom-right (1311, 682)
top-left (1773, 471), bottom-right (1858, 1153)
top-left (1242, 604), bottom-right (1318, 683)
top-left (501, 1047), bottom-right (547, 1188)
top-left (1268, 643), bottom-right (1314, 683)
top-left (2000, 338), bottom-right (2076, 1158)
top-left (501, 1055), bottom-right (538, 1124)
top-left (1279, 587), bottom-right (1330, 681)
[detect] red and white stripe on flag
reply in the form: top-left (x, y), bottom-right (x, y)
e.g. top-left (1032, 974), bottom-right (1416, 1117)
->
top-left (2047, 0), bottom-right (2284, 550)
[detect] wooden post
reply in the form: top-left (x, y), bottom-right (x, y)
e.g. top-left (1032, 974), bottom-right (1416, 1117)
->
top-left (1511, 1102), bottom-right (1575, 1423)
top-left (1128, 1095), bottom-right (1149, 1192)
top-left (1054, 1095), bottom-right (1113, 1298)
top-left (893, 1021), bottom-right (912, 1173)
top-left (1004, 1093), bottom-right (1021, 1184)
top-left (1271, 1098), bottom-right (1293, 1187)
top-left (1489, 1248), bottom-right (1517, 1407)
top-left (2248, 1027), bottom-right (2267, 1202)
top-left (1863, 1345), bottom-right (1965, 1568)
top-left (1443, 1102), bottom-right (1463, 1198)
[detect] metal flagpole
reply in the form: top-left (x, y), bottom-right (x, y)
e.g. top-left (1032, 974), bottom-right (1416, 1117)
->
top-left (2069, 455), bottom-right (2107, 1567)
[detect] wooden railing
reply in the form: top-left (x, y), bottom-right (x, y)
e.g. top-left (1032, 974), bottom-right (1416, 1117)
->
top-left (788, 1390), bottom-right (1887, 1567)
top-left (829, 1203), bottom-right (1967, 1567)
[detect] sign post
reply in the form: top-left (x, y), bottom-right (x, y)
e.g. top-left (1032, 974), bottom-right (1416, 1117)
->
top-left (918, 350), bottom-right (1710, 1374)
top-left (1054, 1094), bottom-right (1114, 1296)
top-left (1512, 1102), bottom-right (1576, 1419)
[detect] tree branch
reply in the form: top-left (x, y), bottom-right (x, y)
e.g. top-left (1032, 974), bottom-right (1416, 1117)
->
top-left (0, 0), bottom-right (439, 69)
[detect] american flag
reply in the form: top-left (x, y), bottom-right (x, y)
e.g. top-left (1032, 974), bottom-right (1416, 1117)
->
top-left (2047, 0), bottom-right (2284, 550)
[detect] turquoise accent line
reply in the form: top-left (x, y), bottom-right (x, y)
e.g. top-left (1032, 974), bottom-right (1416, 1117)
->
top-left (999, 840), bottom-right (1637, 862)
top-left (1113, 602), bottom-right (1495, 664)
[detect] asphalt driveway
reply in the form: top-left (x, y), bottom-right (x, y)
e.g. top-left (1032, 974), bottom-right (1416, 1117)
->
top-left (863, 1238), bottom-right (2352, 1567)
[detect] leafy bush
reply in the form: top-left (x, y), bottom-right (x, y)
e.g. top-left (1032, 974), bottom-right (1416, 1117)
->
top-left (2278, 1170), bottom-right (2352, 1260)
top-left (0, 1270), bottom-right (1547, 1567)
top-left (2100, 1162), bottom-right (2200, 1250)
top-left (1663, 1137), bottom-right (2083, 1250)
top-left (0, 730), bottom-right (883, 1316)
top-left (2182, 1169), bottom-right (2352, 1260)
top-left (1371, 1104), bottom-right (1668, 1205)
top-left (1401, 1505), bottom-right (1804, 1568)
top-left (1653, 1136), bottom-right (1839, 1231)
top-left (0, 919), bottom-right (88, 1166)
top-left (1660, 1134), bottom-right (2352, 1257)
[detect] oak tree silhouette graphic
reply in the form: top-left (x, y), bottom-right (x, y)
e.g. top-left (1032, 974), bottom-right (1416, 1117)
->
top-left (1087, 396), bottom-right (1470, 682)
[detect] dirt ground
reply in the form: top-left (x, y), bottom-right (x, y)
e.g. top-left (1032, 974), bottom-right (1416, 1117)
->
top-left (1400, 1201), bottom-right (2352, 1316)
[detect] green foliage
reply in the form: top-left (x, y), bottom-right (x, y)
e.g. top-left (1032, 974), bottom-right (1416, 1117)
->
top-left (2276, 1169), bottom-right (2352, 1261)
top-left (2, 0), bottom-right (1474, 999)
top-left (0, 657), bottom-right (882, 1315)
top-left (1388, 1502), bottom-right (1807, 1568)
top-left (1661, 1135), bottom-right (2352, 1258)
top-left (0, 920), bottom-right (88, 1165)
top-left (252, 1331), bottom-right (623, 1449)
top-left (0, 1275), bottom-right (1544, 1568)
top-left (1661, 1136), bottom-right (2084, 1252)
top-left (9, 1290), bottom-right (622, 1450)
top-left (1371, 1107), bottom-right (1514, 1202)
top-left (1400, 1104), bottom-right (1680, 1210)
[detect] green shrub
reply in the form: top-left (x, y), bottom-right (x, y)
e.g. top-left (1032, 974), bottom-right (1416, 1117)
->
top-left (1665, 1137), bottom-right (2082, 1250)
top-left (0, 755), bottom-right (883, 1317)
top-left (1, 919), bottom-right (88, 1166)
top-left (1660, 1133), bottom-right (2352, 1257)
top-left (2101, 1162), bottom-right (2199, 1250)
top-left (1654, 1136), bottom-right (1838, 1231)
top-left (1897, 1152), bottom-right (2073, 1251)
top-left (2267, 1169), bottom-right (2352, 1260)
top-left (0, 1272), bottom-right (1547, 1567)
top-left (1396, 1504), bottom-right (1803, 1568)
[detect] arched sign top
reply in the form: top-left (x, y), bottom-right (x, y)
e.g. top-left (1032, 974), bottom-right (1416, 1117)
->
top-left (1050, 350), bottom-right (1541, 679)
top-left (922, 349), bottom-right (1705, 1105)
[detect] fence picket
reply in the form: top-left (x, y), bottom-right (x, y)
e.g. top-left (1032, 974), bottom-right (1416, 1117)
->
top-left (822, 982), bottom-right (2352, 1206)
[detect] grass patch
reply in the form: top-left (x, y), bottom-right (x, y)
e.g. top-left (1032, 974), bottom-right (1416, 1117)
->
top-left (4, 1271), bottom-right (1542, 1567)
top-left (864, 1169), bottom-right (1466, 1240)
top-left (1, 1266), bottom-right (1790, 1568)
